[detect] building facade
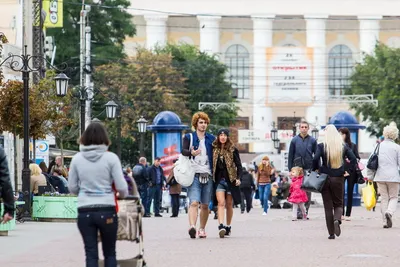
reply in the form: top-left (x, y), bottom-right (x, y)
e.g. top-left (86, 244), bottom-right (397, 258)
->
top-left (126, 0), bottom-right (400, 153)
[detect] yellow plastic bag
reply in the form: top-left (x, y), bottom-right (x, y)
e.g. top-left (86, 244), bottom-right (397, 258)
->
top-left (362, 181), bottom-right (376, 211)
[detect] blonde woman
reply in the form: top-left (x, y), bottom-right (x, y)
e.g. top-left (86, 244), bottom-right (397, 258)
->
top-left (30, 163), bottom-right (47, 195)
top-left (370, 122), bottom-right (400, 229)
top-left (312, 125), bottom-right (357, 240)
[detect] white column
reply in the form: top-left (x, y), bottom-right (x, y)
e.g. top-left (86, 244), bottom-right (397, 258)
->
top-left (358, 16), bottom-right (382, 55)
top-left (251, 15), bottom-right (275, 153)
top-left (305, 15), bottom-right (328, 126)
top-left (144, 14), bottom-right (168, 49)
top-left (197, 16), bottom-right (221, 54)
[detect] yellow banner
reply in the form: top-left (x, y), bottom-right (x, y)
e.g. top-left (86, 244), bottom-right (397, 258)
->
top-left (43, 0), bottom-right (63, 28)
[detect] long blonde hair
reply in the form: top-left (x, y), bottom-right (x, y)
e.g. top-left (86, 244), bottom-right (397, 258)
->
top-left (323, 125), bottom-right (343, 169)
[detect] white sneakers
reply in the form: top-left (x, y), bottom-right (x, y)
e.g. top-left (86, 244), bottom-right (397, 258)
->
top-left (262, 212), bottom-right (267, 216)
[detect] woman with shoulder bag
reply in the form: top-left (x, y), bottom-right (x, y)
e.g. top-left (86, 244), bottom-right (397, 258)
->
top-left (369, 122), bottom-right (400, 229)
top-left (257, 156), bottom-right (275, 215)
top-left (338, 127), bottom-right (361, 221)
top-left (212, 129), bottom-right (243, 238)
top-left (167, 159), bottom-right (182, 218)
top-left (68, 122), bottom-right (128, 267)
top-left (312, 125), bottom-right (357, 240)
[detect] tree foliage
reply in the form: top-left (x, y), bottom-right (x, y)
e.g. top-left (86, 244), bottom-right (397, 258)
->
top-left (94, 49), bottom-right (190, 164)
top-left (47, 0), bottom-right (136, 83)
top-left (348, 43), bottom-right (400, 137)
top-left (0, 72), bottom-right (76, 141)
top-left (95, 49), bottom-right (190, 134)
top-left (156, 44), bottom-right (238, 133)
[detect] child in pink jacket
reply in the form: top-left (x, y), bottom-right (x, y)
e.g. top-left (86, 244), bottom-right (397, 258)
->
top-left (288, 167), bottom-right (308, 221)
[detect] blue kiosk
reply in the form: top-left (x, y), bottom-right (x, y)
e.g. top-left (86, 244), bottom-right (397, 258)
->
top-left (147, 111), bottom-right (189, 178)
top-left (325, 111), bottom-right (366, 206)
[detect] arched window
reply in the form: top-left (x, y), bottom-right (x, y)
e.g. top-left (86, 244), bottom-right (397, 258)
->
top-left (328, 45), bottom-right (354, 95)
top-left (225, 45), bottom-right (250, 99)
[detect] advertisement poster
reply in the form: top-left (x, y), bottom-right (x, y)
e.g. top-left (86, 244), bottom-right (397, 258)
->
top-left (35, 140), bottom-right (50, 166)
top-left (155, 132), bottom-right (181, 177)
top-left (266, 47), bottom-right (313, 103)
top-left (43, 0), bottom-right (64, 28)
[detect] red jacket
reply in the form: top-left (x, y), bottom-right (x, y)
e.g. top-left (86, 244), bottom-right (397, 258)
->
top-left (288, 176), bottom-right (308, 204)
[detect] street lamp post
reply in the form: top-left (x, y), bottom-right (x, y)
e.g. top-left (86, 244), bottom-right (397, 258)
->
top-left (55, 83), bottom-right (90, 136)
top-left (137, 116), bottom-right (148, 157)
top-left (105, 100), bottom-right (122, 159)
top-left (312, 127), bottom-right (319, 140)
top-left (0, 45), bottom-right (69, 219)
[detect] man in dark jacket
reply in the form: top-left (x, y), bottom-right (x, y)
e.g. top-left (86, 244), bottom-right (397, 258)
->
top-left (146, 157), bottom-right (166, 217)
top-left (0, 147), bottom-right (14, 224)
top-left (288, 120), bottom-right (317, 218)
top-left (240, 167), bottom-right (255, 213)
top-left (132, 157), bottom-right (150, 216)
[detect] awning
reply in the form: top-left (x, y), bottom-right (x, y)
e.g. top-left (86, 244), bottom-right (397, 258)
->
top-left (49, 147), bottom-right (78, 158)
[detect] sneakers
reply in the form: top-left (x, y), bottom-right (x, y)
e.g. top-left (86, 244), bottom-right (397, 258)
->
top-left (385, 213), bottom-right (393, 228)
top-left (344, 216), bottom-right (351, 221)
top-left (188, 226), bottom-right (196, 239)
top-left (224, 226), bottom-right (231, 236)
top-left (262, 212), bottom-right (267, 216)
top-left (198, 228), bottom-right (207, 238)
top-left (218, 224), bottom-right (226, 238)
top-left (334, 220), bottom-right (341, 237)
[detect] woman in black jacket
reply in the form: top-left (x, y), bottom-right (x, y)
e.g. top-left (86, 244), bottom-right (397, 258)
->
top-left (212, 128), bottom-right (242, 238)
top-left (312, 125), bottom-right (357, 240)
top-left (338, 127), bottom-right (361, 221)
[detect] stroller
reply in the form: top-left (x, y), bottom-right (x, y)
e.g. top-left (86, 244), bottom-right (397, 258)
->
top-left (98, 183), bottom-right (146, 267)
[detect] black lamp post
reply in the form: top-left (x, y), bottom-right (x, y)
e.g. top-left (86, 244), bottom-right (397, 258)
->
top-left (270, 124), bottom-right (280, 150)
top-left (105, 100), bottom-right (122, 159)
top-left (0, 45), bottom-right (69, 219)
top-left (312, 127), bottom-right (319, 140)
top-left (137, 116), bottom-right (148, 157)
top-left (58, 85), bottom-right (92, 136)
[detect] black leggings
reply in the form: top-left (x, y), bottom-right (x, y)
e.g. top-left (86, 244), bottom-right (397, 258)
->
top-left (343, 173), bottom-right (356, 217)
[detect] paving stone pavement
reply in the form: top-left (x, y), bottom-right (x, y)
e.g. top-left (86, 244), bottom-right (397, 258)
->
top-left (1, 206), bottom-right (400, 267)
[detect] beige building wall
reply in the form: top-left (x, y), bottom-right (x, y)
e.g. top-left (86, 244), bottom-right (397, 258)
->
top-left (121, 15), bottom-right (398, 153)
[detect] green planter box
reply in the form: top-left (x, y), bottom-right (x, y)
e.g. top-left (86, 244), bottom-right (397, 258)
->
top-left (0, 203), bottom-right (16, 235)
top-left (32, 196), bottom-right (78, 221)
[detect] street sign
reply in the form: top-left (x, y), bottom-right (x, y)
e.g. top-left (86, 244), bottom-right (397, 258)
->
top-left (238, 130), bottom-right (295, 144)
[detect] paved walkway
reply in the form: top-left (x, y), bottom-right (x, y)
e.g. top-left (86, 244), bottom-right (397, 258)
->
top-left (1, 206), bottom-right (400, 267)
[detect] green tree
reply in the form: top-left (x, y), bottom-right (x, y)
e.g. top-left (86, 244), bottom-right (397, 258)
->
top-left (94, 49), bottom-right (190, 163)
top-left (156, 44), bottom-right (238, 133)
top-left (47, 0), bottom-right (136, 83)
top-left (348, 43), bottom-right (400, 137)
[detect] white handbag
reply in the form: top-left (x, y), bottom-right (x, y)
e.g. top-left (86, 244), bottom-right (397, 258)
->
top-left (174, 133), bottom-right (195, 187)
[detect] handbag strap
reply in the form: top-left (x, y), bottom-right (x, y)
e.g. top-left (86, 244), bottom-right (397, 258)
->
top-left (189, 133), bottom-right (193, 149)
top-left (374, 143), bottom-right (380, 155)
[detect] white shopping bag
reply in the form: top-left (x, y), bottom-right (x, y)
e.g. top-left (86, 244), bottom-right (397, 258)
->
top-left (162, 190), bottom-right (172, 208)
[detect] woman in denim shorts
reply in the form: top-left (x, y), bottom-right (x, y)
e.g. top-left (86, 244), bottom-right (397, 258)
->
top-left (212, 128), bottom-right (243, 238)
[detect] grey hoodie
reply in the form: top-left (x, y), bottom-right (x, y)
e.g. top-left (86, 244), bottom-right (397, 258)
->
top-left (68, 144), bottom-right (128, 208)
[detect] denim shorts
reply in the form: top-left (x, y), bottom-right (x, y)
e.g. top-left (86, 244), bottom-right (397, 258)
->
top-left (187, 175), bottom-right (213, 205)
top-left (216, 179), bottom-right (231, 194)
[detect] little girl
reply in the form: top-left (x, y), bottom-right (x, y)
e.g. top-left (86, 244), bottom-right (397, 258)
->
top-left (288, 167), bottom-right (308, 221)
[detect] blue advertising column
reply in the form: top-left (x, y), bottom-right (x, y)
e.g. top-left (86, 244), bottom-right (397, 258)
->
top-left (147, 111), bottom-right (189, 178)
top-left (325, 111), bottom-right (366, 207)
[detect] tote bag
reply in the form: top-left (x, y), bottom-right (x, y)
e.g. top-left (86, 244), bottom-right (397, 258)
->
top-left (174, 133), bottom-right (195, 187)
top-left (362, 182), bottom-right (376, 211)
top-left (300, 171), bottom-right (328, 193)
